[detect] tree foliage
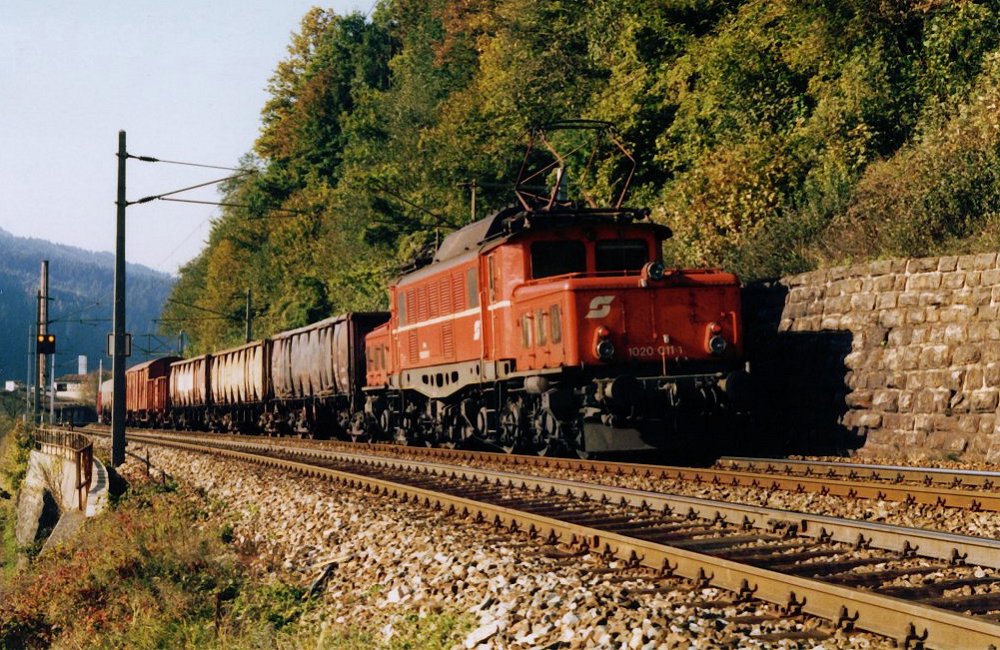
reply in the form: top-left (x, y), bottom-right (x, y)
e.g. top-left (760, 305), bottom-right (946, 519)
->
top-left (165, 0), bottom-right (1000, 351)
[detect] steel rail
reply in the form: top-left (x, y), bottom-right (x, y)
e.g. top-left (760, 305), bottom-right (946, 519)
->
top-left (80, 425), bottom-right (1000, 511)
top-left (114, 432), bottom-right (1000, 648)
top-left (123, 432), bottom-right (1000, 571)
top-left (720, 456), bottom-right (1000, 489)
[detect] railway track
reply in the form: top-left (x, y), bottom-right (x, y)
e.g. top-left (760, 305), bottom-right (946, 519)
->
top-left (89, 425), bottom-right (1000, 513)
top-left (80, 427), bottom-right (1000, 647)
top-left (718, 456), bottom-right (1000, 489)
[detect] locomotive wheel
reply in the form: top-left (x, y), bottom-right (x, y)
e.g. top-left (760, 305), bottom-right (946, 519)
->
top-left (498, 403), bottom-right (523, 453)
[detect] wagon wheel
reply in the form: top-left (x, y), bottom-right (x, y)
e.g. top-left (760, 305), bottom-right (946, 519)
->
top-left (348, 412), bottom-right (373, 443)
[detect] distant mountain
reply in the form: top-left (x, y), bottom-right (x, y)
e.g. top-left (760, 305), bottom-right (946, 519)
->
top-left (0, 228), bottom-right (174, 387)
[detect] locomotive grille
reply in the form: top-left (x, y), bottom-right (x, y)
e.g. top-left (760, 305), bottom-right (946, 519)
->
top-left (442, 323), bottom-right (455, 358)
top-left (408, 331), bottom-right (418, 361)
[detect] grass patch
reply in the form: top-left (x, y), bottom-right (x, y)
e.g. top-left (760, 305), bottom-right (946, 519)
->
top-left (0, 420), bottom-right (33, 581)
top-left (0, 470), bottom-right (471, 649)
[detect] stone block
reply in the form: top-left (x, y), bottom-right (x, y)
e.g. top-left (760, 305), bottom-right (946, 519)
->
top-left (870, 260), bottom-right (894, 275)
top-left (882, 413), bottom-right (914, 430)
top-left (958, 415), bottom-right (982, 435)
top-left (905, 309), bottom-right (926, 325)
top-left (847, 264), bottom-right (870, 279)
top-left (872, 389), bottom-right (898, 412)
top-left (963, 366), bottom-right (984, 389)
top-left (941, 272), bottom-right (966, 290)
top-left (957, 252), bottom-right (997, 271)
top-left (913, 388), bottom-right (950, 413)
top-left (873, 275), bottom-right (895, 292)
top-left (918, 345), bottom-right (951, 369)
top-left (973, 288), bottom-right (993, 306)
top-left (909, 327), bottom-right (929, 345)
top-left (925, 309), bottom-right (940, 323)
top-left (887, 329), bottom-right (910, 347)
top-left (966, 271), bottom-right (982, 287)
top-left (907, 257), bottom-right (939, 273)
top-left (850, 293), bottom-right (876, 311)
top-left (828, 266), bottom-right (849, 281)
top-left (914, 413), bottom-right (935, 433)
top-left (821, 316), bottom-right (842, 330)
top-left (938, 256), bottom-right (958, 272)
top-left (906, 272), bottom-right (942, 291)
top-left (927, 433), bottom-right (969, 453)
top-left (922, 291), bottom-right (949, 307)
top-left (878, 309), bottom-right (905, 328)
top-left (953, 345), bottom-right (982, 366)
top-left (854, 412), bottom-right (883, 428)
top-left (898, 292), bottom-right (920, 308)
top-left (967, 322), bottom-right (989, 342)
top-left (898, 346), bottom-right (920, 370)
top-left (982, 268), bottom-right (1000, 286)
top-left (971, 389), bottom-right (999, 413)
top-left (979, 305), bottom-right (1000, 320)
top-left (845, 390), bottom-right (873, 409)
top-left (944, 323), bottom-right (969, 344)
top-left (985, 362), bottom-right (1000, 384)
top-left (946, 369), bottom-right (966, 391)
top-left (875, 292), bottom-right (898, 310)
top-left (825, 295), bottom-right (851, 315)
top-left (897, 390), bottom-right (914, 412)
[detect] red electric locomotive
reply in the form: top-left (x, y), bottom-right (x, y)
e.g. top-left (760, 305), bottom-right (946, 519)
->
top-left (362, 121), bottom-right (750, 456)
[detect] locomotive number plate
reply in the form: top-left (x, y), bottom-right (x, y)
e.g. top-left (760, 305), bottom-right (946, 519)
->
top-left (627, 345), bottom-right (684, 358)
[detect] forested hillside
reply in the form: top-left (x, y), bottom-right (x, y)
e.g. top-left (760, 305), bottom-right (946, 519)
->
top-left (165, 0), bottom-right (1000, 353)
top-left (0, 228), bottom-right (173, 386)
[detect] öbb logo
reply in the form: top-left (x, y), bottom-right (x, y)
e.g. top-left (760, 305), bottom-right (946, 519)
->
top-left (585, 296), bottom-right (615, 319)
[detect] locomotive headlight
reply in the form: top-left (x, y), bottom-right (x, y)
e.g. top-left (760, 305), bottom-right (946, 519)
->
top-left (596, 338), bottom-right (616, 361)
top-left (708, 334), bottom-right (727, 356)
top-left (643, 261), bottom-right (666, 282)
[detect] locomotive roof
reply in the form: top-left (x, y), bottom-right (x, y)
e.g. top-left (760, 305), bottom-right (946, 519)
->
top-left (432, 209), bottom-right (512, 263)
top-left (431, 205), bottom-right (668, 266)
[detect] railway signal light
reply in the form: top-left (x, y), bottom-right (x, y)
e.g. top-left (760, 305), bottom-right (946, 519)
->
top-left (36, 333), bottom-right (56, 354)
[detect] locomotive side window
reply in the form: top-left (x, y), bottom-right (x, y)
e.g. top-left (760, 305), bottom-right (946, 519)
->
top-left (550, 305), bottom-right (562, 344)
top-left (488, 256), bottom-right (496, 302)
top-left (466, 267), bottom-right (479, 308)
top-left (521, 313), bottom-right (532, 348)
top-left (536, 308), bottom-right (547, 346)
top-left (596, 239), bottom-right (649, 272)
top-left (531, 241), bottom-right (586, 279)
top-left (397, 293), bottom-right (407, 326)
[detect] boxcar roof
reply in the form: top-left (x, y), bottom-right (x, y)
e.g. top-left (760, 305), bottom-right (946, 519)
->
top-left (125, 356), bottom-right (181, 374)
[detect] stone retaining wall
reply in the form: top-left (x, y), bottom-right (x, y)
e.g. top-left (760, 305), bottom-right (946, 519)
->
top-left (743, 252), bottom-right (1000, 461)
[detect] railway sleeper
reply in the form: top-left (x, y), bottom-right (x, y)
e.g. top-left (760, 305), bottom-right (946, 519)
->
top-left (920, 591), bottom-right (1000, 615)
top-left (821, 564), bottom-right (948, 588)
top-left (875, 577), bottom-right (1000, 600)
top-left (763, 555), bottom-right (897, 577)
top-left (714, 541), bottom-right (814, 561)
top-left (663, 533), bottom-right (775, 552)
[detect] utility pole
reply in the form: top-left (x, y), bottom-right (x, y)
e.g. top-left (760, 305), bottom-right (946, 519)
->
top-left (49, 353), bottom-right (55, 424)
top-left (459, 179), bottom-right (478, 223)
top-left (245, 288), bottom-right (252, 343)
top-left (112, 130), bottom-right (127, 467)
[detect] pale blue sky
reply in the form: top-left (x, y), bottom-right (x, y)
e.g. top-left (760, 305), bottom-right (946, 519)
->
top-left (0, 1), bottom-right (369, 274)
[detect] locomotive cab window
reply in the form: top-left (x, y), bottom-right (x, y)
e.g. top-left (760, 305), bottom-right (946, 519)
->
top-left (466, 267), bottom-right (479, 308)
top-left (596, 239), bottom-right (649, 272)
top-left (531, 240), bottom-right (586, 279)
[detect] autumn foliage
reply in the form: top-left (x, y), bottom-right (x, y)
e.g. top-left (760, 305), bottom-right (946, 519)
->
top-left (163, 0), bottom-right (1000, 353)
